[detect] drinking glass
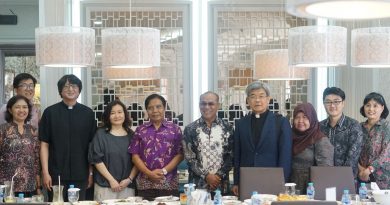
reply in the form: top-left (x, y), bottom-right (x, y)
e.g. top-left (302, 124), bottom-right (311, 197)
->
top-left (68, 188), bottom-right (80, 204)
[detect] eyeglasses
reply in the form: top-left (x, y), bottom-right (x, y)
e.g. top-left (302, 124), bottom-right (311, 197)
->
top-left (63, 84), bottom-right (78, 91)
top-left (199, 101), bottom-right (217, 107)
top-left (18, 83), bottom-right (35, 90)
top-left (324, 100), bottom-right (343, 106)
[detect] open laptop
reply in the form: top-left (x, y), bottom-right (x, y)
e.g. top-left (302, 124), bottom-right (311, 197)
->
top-left (239, 167), bottom-right (285, 200)
top-left (310, 166), bottom-right (356, 200)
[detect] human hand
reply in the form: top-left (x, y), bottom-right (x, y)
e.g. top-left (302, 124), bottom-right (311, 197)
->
top-left (148, 169), bottom-right (165, 182)
top-left (87, 175), bottom-right (93, 188)
top-left (42, 173), bottom-right (52, 191)
top-left (231, 185), bottom-right (239, 196)
top-left (119, 178), bottom-right (131, 190)
top-left (109, 179), bottom-right (121, 192)
top-left (206, 174), bottom-right (221, 190)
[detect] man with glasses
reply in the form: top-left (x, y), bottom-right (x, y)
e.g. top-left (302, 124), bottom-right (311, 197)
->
top-left (232, 81), bottom-right (292, 196)
top-left (0, 73), bottom-right (40, 128)
top-left (182, 91), bottom-right (233, 195)
top-left (320, 87), bottom-right (363, 177)
top-left (39, 74), bottom-right (96, 201)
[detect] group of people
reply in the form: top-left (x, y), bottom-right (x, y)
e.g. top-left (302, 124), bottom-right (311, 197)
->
top-left (0, 74), bottom-right (389, 202)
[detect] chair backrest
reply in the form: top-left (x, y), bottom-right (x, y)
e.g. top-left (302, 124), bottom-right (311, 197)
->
top-left (239, 167), bottom-right (285, 200)
top-left (271, 201), bottom-right (338, 205)
top-left (310, 166), bottom-right (356, 200)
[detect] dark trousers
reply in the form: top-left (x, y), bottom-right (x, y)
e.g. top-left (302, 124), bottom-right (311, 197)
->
top-left (48, 180), bottom-right (87, 202)
top-left (137, 189), bottom-right (179, 201)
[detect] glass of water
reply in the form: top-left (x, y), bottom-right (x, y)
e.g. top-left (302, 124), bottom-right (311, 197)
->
top-left (68, 188), bottom-right (80, 204)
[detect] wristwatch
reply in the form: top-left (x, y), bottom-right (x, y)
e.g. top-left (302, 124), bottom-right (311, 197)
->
top-left (162, 168), bottom-right (168, 175)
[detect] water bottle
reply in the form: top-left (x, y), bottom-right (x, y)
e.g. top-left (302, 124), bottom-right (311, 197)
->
top-left (306, 182), bottom-right (315, 200)
top-left (16, 193), bottom-right (24, 203)
top-left (0, 187), bottom-right (4, 203)
top-left (251, 191), bottom-right (261, 205)
top-left (68, 184), bottom-right (80, 204)
top-left (213, 189), bottom-right (222, 205)
top-left (341, 189), bottom-right (351, 205)
top-left (359, 182), bottom-right (368, 200)
top-left (186, 183), bottom-right (195, 205)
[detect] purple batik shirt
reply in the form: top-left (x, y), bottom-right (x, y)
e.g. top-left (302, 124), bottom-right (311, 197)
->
top-left (128, 120), bottom-right (183, 190)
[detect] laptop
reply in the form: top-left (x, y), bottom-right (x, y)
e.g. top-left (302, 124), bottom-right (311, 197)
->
top-left (239, 167), bottom-right (285, 200)
top-left (310, 166), bottom-right (356, 200)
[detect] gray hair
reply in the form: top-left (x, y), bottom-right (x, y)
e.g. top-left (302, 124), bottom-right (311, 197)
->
top-left (245, 81), bottom-right (270, 97)
top-left (200, 91), bottom-right (219, 102)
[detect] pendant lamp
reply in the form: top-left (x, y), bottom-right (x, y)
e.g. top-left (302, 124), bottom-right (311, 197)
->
top-left (288, 26), bottom-right (347, 67)
top-left (101, 27), bottom-right (160, 80)
top-left (351, 27), bottom-right (390, 68)
top-left (254, 49), bottom-right (309, 80)
top-left (286, 0), bottom-right (390, 20)
top-left (35, 26), bottom-right (95, 67)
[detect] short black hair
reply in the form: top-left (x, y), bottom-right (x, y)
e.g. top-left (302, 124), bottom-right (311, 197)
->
top-left (13, 73), bottom-right (37, 88)
top-left (145, 94), bottom-right (166, 109)
top-left (323, 87), bottom-right (345, 101)
top-left (102, 100), bottom-right (133, 134)
top-left (57, 74), bottom-right (82, 97)
top-left (360, 92), bottom-right (389, 119)
top-left (5, 95), bottom-right (32, 123)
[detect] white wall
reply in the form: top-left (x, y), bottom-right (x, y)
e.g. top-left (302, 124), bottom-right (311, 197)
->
top-left (0, 2), bottom-right (39, 44)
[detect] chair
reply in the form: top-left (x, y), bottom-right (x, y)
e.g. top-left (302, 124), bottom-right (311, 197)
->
top-left (310, 166), bottom-right (356, 200)
top-left (239, 167), bottom-right (285, 200)
top-left (271, 201), bottom-right (338, 205)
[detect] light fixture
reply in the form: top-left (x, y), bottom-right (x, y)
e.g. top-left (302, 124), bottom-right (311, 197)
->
top-left (288, 26), bottom-right (347, 67)
top-left (103, 66), bottom-right (160, 81)
top-left (286, 0), bottom-right (390, 20)
top-left (351, 27), bottom-right (390, 68)
top-left (35, 26), bottom-right (95, 67)
top-left (101, 27), bottom-right (160, 69)
top-left (253, 49), bottom-right (309, 80)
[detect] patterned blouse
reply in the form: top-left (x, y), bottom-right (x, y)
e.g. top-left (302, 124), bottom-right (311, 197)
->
top-left (359, 119), bottom-right (390, 189)
top-left (0, 123), bottom-right (40, 192)
top-left (128, 120), bottom-right (183, 190)
top-left (320, 114), bottom-right (363, 177)
top-left (182, 117), bottom-right (233, 194)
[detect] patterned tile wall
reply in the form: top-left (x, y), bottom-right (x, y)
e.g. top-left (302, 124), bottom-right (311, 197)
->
top-left (87, 9), bottom-right (184, 127)
top-left (215, 8), bottom-right (309, 123)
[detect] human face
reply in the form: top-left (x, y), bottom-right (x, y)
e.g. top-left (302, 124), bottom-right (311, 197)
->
top-left (364, 99), bottom-right (384, 122)
top-left (8, 99), bottom-right (29, 123)
top-left (61, 80), bottom-right (80, 102)
top-left (247, 88), bottom-right (270, 114)
top-left (293, 112), bottom-right (310, 132)
top-left (14, 79), bottom-right (35, 101)
top-left (110, 104), bottom-right (125, 127)
top-left (323, 94), bottom-right (344, 118)
top-left (199, 93), bottom-right (219, 123)
top-left (146, 98), bottom-right (165, 124)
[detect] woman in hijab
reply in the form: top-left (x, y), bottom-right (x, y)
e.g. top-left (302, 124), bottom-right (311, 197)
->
top-left (290, 103), bottom-right (334, 194)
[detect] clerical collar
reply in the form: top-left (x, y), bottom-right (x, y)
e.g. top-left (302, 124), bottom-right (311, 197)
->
top-left (251, 110), bottom-right (268, 119)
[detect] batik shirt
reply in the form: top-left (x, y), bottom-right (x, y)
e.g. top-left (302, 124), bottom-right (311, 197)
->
top-left (359, 119), bottom-right (390, 189)
top-left (182, 117), bottom-right (233, 194)
top-left (320, 114), bottom-right (363, 177)
top-left (128, 120), bottom-right (183, 190)
top-left (0, 123), bottom-right (40, 192)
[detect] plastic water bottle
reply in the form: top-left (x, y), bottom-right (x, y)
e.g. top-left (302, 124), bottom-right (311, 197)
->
top-left (186, 183), bottom-right (195, 205)
top-left (16, 193), bottom-right (24, 203)
top-left (68, 184), bottom-right (80, 204)
top-left (306, 182), bottom-right (315, 200)
top-left (341, 189), bottom-right (351, 205)
top-left (0, 187), bottom-right (4, 203)
top-left (359, 182), bottom-right (368, 200)
top-left (213, 189), bottom-right (222, 205)
top-left (251, 191), bottom-right (261, 205)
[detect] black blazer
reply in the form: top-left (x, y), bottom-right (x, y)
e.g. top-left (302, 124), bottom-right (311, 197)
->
top-left (233, 111), bottom-right (292, 184)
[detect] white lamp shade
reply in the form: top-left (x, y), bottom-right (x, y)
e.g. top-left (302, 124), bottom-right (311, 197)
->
top-left (286, 0), bottom-right (390, 20)
top-left (102, 27), bottom-right (160, 68)
top-left (351, 27), bottom-right (390, 68)
top-left (288, 26), bottom-right (347, 67)
top-left (103, 67), bottom-right (160, 81)
top-left (253, 49), bottom-right (309, 80)
top-left (35, 26), bottom-right (95, 67)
